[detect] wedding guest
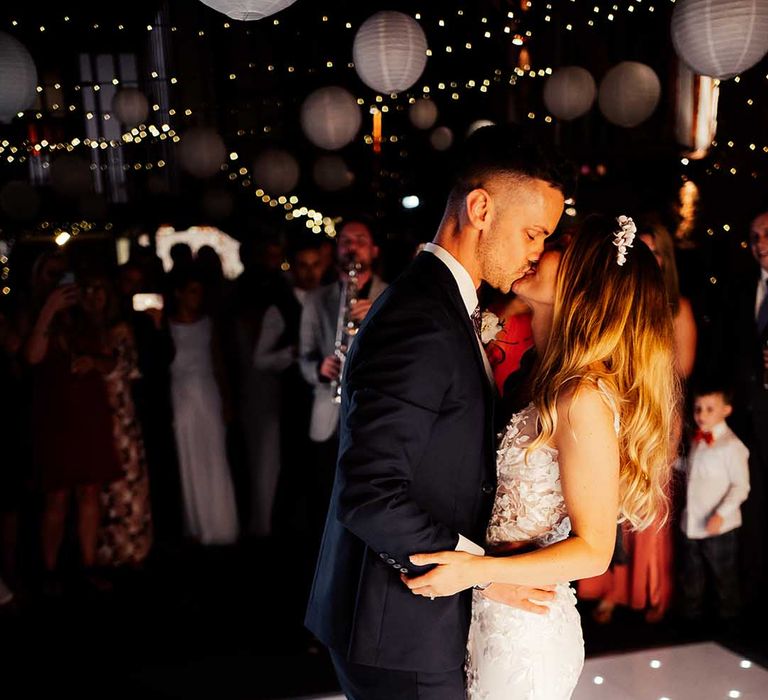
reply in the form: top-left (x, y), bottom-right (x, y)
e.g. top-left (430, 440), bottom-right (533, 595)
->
top-left (26, 276), bottom-right (122, 590)
top-left (116, 263), bottom-right (181, 545)
top-left (0, 302), bottom-right (25, 600)
top-left (248, 241), bottom-right (324, 536)
top-left (196, 245), bottom-right (227, 315)
top-left (720, 209), bottom-right (768, 614)
top-left (580, 218), bottom-right (695, 623)
top-left (298, 221), bottom-right (387, 540)
top-left (79, 274), bottom-right (153, 569)
top-left (169, 272), bottom-right (238, 545)
top-left (678, 385), bottom-right (749, 623)
top-left (169, 242), bottom-right (193, 274)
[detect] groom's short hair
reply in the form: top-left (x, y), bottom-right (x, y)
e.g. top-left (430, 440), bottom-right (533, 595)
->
top-left (447, 125), bottom-right (569, 212)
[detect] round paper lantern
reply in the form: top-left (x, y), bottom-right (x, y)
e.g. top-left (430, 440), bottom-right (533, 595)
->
top-left (353, 11), bottom-right (428, 94)
top-left (197, 0), bottom-right (297, 21)
top-left (0, 32), bottom-right (37, 123)
top-left (252, 148), bottom-right (300, 194)
top-left (409, 98), bottom-right (438, 130)
top-left (543, 67), bottom-right (597, 121)
top-left (112, 88), bottom-right (149, 127)
top-left (313, 155), bottom-right (355, 191)
top-left (672, 0), bottom-right (768, 80)
top-left (598, 62), bottom-right (661, 128)
top-left (430, 126), bottom-right (454, 151)
top-left (179, 127), bottom-right (226, 178)
top-left (467, 119), bottom-right (495, 136)
top-left (301, 86), bottom-right (362, 150)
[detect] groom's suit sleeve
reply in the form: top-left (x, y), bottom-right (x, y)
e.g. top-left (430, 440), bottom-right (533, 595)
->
top-left (335, 307), bottom-right (461, 573)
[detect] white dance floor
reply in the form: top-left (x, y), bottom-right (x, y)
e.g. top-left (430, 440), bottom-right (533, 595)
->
top-left (296, 642), bottom-right (766, 700)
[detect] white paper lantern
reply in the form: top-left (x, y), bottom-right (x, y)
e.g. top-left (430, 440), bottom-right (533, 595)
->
top-left (409, 98), bottom-right (438, 130)
top-left (197, 0), bottom-right (297, 21)
top-left (112, 88), bottom-right (150, 127)
top-left (353, 11), bottom-right (428, 94)
top-left (179, 127), bottom-right (227, 178)
top-left (430, 126), bottom-right (454, 151)
top-left (0, 32), bottom-right (37, 123)
top-left (543, 67), bottom-right (597, 121)
top-left (598, 62), bottom-right (661, 128)
top-left (313, 155), bottom-right (355, 191)
top-left (672, 0), bottom-right (768, 80)
top-left (252, 148), bottom-right (300, 194)
top-left (467, 119), bottom-right (495, 136)
top-left (301, 86), bottom-right (362, 150)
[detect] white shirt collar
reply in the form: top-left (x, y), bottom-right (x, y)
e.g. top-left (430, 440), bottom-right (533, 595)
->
top-left (711, 421), bottom-right (728, 440)
top-left (761, 268), bottom-right (768, 285)
top-left (423, 242), bottom-right (478, 317)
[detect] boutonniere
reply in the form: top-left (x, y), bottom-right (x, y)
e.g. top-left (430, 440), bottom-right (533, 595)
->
top-left (480, 310), bottom-right (504, 345)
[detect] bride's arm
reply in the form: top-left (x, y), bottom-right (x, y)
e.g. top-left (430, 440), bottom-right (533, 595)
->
top-left (404, 385), bottom-right (619, 596)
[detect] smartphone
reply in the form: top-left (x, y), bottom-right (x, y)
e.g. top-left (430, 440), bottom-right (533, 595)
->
top-left (59, 271), bottom-right (75, 286)
top-left (132, 293), bottom-right (164, 312)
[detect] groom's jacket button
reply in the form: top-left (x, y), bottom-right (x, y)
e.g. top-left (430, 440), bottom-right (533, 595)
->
top-left (482, 482), bottom-right (494, 494)
top-left (379, 552), bottom-right (389, 559)
top-left (386, 558), bottom-right (396, 565)
top-left (400, 567), bottom-right (409, 574)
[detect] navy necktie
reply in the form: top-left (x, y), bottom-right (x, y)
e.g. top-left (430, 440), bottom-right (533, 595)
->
top-left (758, 279), bottom-right (768, 335)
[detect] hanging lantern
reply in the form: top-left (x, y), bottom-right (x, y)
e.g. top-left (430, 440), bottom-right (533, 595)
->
top-left (178, 127), bottom-right (227, 178)
top-left (598, 62), bottom-right (661, 128)
top-left (112, 88), bottom-right (150, 128)
top-left (671, 0), bottom-right (768, 80)
top-left (313, 155), bottom-right (355, 191)
top-left (467, 120), bottom-right (495, 136)
top-left (674, 59), bottom-right (719, 158)
top-left (543, 67), bottom-right (597, 121)
top-left (430, 126), bottom-right (454, 151)
top-left (197, 0), bottom-right (297, 21)
top-left (0, 32), bottom-right (37, 123)
top-left (353, 11), bottom-right (428, 94)
top-left (301, 86), bottom-right (362, 150)
top-left (252, 148), bottom-right (300, 194)
top-left (409, 99), bottom-right (438, 130)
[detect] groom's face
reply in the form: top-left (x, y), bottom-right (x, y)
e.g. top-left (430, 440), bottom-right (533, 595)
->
top-left (477, 177), bottom-right (564, 293)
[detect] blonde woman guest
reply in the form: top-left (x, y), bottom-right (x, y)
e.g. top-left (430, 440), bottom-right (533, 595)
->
top-left (580, 218), bottom-right (695, 624)
top-left (403, 215), bottom-right (680, 699)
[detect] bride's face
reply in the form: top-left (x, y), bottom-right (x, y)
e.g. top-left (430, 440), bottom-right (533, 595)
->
top-left (511, 248), bottom-right (561, 306)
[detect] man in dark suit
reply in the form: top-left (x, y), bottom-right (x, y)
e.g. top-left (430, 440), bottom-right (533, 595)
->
top-left (725, 210), bottom-right (768, 618)
top-left (305, 126), bottom-right (567, 699)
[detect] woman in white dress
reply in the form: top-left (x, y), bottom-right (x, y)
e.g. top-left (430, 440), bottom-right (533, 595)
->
top-left (170, 274), bottom-right (239, 545)
top-left (404, 215), bottom-right (681, 699)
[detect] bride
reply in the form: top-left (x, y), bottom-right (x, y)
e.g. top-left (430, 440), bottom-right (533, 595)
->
top-left (403, 214), bottom-right (680, 699)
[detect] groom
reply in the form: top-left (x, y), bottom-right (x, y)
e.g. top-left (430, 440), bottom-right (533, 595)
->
top-left (305, 125), bottom-right (567, 699)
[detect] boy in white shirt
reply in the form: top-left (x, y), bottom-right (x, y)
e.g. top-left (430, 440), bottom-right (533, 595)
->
top-left (679, 386), bottom-right (750, 622)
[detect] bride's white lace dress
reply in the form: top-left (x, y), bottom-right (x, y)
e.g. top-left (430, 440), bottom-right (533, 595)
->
top-left (465, 402), bottom-right (587, 699)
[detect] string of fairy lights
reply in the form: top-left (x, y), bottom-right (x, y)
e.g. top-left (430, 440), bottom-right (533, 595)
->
top-left (0, 0), bottom-right (765, 277)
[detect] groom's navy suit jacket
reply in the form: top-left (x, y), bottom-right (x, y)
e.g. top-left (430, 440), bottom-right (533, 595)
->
top-left (305, 251), bottom-right (497, 673)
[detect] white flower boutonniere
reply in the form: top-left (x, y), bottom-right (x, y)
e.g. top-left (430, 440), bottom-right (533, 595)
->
top-left (480, 310), bottom-right (504, 345)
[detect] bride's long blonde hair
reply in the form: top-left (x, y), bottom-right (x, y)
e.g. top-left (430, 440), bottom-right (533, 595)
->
top-left (529, 215), bottom-right (681, 530)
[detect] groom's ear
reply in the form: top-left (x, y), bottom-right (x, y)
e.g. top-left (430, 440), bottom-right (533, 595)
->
top-left (465, 188), bottom-right (492, 232)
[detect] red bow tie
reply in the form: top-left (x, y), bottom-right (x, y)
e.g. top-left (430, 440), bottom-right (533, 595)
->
top-left (693, 429), bottom-right (714, 445)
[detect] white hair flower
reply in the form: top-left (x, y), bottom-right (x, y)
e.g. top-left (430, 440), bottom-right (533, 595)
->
top-left (613, 215), bottom-right (637, 266)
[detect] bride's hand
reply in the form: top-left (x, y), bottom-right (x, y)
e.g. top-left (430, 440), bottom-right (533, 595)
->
top-left (400, 551), bottom-right (483, 598)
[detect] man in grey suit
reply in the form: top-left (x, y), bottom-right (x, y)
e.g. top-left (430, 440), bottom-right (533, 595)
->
top-left (299, 220), bottom-right (388, 537)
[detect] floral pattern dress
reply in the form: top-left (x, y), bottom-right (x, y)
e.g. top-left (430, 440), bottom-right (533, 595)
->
top-left (97, 327), bottom-right (153, 567)
top-left (465, 402), bottom-right (585, 700)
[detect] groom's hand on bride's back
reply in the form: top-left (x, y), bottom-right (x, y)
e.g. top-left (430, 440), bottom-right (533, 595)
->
top-left (480, 583), bottom-right (556, 614)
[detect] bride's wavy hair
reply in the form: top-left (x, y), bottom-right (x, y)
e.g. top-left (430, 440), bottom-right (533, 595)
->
top-left (528, 214), bottom-right (681, 530)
